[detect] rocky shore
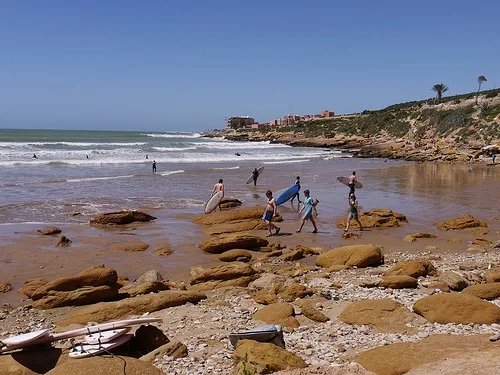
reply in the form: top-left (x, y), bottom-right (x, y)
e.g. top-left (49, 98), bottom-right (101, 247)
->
top-left (1, 204), bottom-right (500, 374)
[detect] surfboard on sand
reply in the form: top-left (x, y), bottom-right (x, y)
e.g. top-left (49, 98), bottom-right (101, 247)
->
top-left (276, 184), bottom-right (300, 205)
top-left (1, 329), bottom-right (50, 347)
top-left (337, 176), bottom-right (363, 189)
top-left (84, 327), bottom-right (130, 345)
top-left (0, 317), bottom-right (162, 353)
top-left (69, 334), bottom-right (133, 359)
top-left (246, 166), bottom-right (264, 184)
top-left (205, 191), bottom-right (224, 214)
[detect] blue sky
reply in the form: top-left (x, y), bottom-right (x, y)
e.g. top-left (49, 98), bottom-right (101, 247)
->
top-left (1, 1), bottom-right (499, 131)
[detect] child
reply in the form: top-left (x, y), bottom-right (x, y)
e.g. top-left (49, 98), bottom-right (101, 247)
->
top-left (262, 190), bottom-right (280, 237)
top-left (290, 176), bottom-right (302, 204)
top-left (344, 193), bottom-right (363, 232)
top-left (296, 189), bottom-right (319, 233)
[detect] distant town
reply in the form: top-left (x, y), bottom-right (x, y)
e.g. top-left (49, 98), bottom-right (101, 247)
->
top-left (225, 110), bottom-right (335, 130)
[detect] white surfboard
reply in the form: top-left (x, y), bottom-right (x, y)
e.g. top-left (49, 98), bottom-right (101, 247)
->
top-left (69, 333), bottom-right (133, 359)
top-left (204, 191), bottom-right (224, 214)
top-left (84, 327), bottom-right (130, 345)
top-left (246, 166), bottom-right (264, 184)
top-left (0, 317), bottom-right (162, 353)
top-left (1, 329), bottom-right (50, 347)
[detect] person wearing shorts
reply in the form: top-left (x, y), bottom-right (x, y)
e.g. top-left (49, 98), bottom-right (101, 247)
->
top-left (262, 190), bottom-right (280, 237)
top-left (344, 193), bottom-right (363, 232)
top-left (296, 189), bottom-right (318, 233)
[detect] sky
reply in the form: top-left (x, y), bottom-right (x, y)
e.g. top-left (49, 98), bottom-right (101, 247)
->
top-left (1, 1), bottom-right (499, 132)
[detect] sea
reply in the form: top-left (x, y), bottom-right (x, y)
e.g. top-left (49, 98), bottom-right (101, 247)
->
top-left (0, 128), bottom-right (497, 229)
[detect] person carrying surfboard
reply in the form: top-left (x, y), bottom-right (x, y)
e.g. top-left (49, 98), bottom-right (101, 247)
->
top-left (290, 176), bottom-right (302, 204)
top-left (344, 193), bottom-right (363, 232)
top-left (252, 168), bottom-right (259, 186)
top-left (295, 189), bottom-right (319, 233)
top-left (262, 190), bottom-right (280, 237)
top-left (212, 179), bottom-right (224, 211)
top-left (348, 171), bottom-right (357, 195)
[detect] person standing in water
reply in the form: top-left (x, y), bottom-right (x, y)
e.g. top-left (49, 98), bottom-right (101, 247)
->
top-left (348, 171), bottom-right (357, 196)
top-left (152, 160), bottom-right (157, 172)
top-left (344, 193), bottom-right (363, 232)
top-left (33, 153), bottom-right (37, 159)
top-left (262, 190), bottom-right (280, 237)
top-left (252, 168), bottom-right (259, 186)
top-left (290, 176), bottom-right (302, 204)
top-left (211, 179), bottom-right (224, 211)
top-left (296, 189), bottom-right (319, 233)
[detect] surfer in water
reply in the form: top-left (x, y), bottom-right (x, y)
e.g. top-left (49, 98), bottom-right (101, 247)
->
top-left (348, 171), bottom-right (357, 196)
top-left (296, 190), bottom-right (319, 233)
top-left (152, 160), bottom-right (157, 172)
top-left (212, 179), bottom-right (225, 211)
top-left (291, 176), bottom-right (302, 204)
top-left (252, 168), bottom-right (259, 186)
top-left (344, 193), bottom-right (363, 232)
top-left (33, 153), bottom-right (37, 159)
top-left (262, 190), bottom-right (280, 237)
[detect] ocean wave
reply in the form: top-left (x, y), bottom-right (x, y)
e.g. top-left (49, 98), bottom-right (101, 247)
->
top-left (66, 174), bottom-right (136, 183)
top-left (194, 141), bottom-right (290, 150)
top-left (210, 166), bottom-right (240, 170)
top-left (141, 132), bottom-right (201, 138)
top-left (0, 141), bottom-right (147, 148)
top-left (158, 170), bottom-right (185, 176)
top-left (263, 159), bottom-right (310, 164)
top-left (151, 146), bottom-right (197, 152)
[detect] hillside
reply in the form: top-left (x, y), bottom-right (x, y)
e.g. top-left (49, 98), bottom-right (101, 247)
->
top-left (223, 89), bottom-right (500, 163)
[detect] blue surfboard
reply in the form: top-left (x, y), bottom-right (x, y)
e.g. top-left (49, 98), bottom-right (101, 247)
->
top-left (275, 184), bottom-right (300, 205)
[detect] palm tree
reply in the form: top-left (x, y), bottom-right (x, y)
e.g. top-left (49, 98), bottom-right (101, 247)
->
top-left (432, 83), bottom-right (449, 103)
top-left (476, 75), bottom-right (487, 104)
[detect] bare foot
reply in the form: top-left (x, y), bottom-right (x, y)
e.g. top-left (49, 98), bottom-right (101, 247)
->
top-left (343, 229), bottom-right (348, 232)
top-left (295, 229), bottom-right (301, 233)
top-left (312, 230), bottom-right (318, 233)
top-left (275, 227), bottom-right (281, 235)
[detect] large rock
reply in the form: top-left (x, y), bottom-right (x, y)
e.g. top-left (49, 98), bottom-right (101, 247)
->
top-left (140, 341), bottom-right (188, 362)
top-left (219, 197), bottom-right (242, 209)
top-left (37, 227), bottom-right (62, 235)
top-left (340, 299), bottom-right (417, 333)
top-left (462, 283), bottom-right (500, 300)
top-left (90, 210), bottom-right (157, 226)
top-left (189, 277), bottom-right (257, 292)
top-left (356, 334), bottom-right (500, 375)
top-left (403, 232), bottom-right (437, 242)
top-left (379, 275), bottom-right (418, 289)
top-left (248, 273), bottom-right (286, 292)
top-left (33, 285), bottom-right (119, 309)
top-left (253, 303), bottom-right (300, 328)
top-left (46, 355), bottom-right (162, 375)
top-left (413, 293), bottom-right (500, 324)
top-left (483, 268), bottom-right (500, 283)
top-left (30, 265), bottom-right (118, 300)
top-left (119, 281), bottom-right (169, 297)
top-left (0, 283), bottom-right (13, 293)
top-left (190, 262), bottom-right (257, 285)
top-left (18, 278), bottom-right (48, 298)
top-left (218, 249), bottom-right (253, 262)
top-left (279, 283), bottom-right (313, 302)
top-left (0, 348), bottom-right (64, 375)
top-left (59, 290), bottom-right (207, 325)
top-left (192, 206), bottom-right (263, 225)
top-left (233, 340), bottom-right (307, 374)
top-left (297, 300), bottom-right (330, 323)
top-left (108, 242), bottom-right (149, 252)
top-left (199, 233), bottom-right (268, 254)
top-left (206, 220), bottom-right (268, 235)
top-left (315, 245), bottom-right (383, 268)
top-left (385, 259), bottom-right (436, 278)
top-left (336, 208), bottom-right (408, 229)
top-left (129, 325), bottom-right (169, 355)
top-left (437, 214), bottom-right (487, 230)
top-left (438, 271), bottom-right (468, 291)
top-left (136, 270), bottom-right (163, 283)
top-left (55, 235), bottom-right (72, 247)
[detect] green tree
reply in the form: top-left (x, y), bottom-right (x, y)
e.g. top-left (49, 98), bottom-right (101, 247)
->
top-left (432, 83), bottom-right (449, 103)
top-left (476, 75), bottom-right (487, 104)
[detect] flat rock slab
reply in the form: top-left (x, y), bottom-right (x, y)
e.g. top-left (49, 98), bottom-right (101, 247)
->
top-left (90, 210), bottom-right (156, 226)
top-left (199, 233), bottom-right (268, 254)
top-left (356, 334), bottom-right (500, 375)
top-left (316, 244), bottom-right (383, 268)
top-left (462, 282), bottom-right (500, 300)
top-left (336, 208), bottom-right (407, 229)
top-left (413, 293), bottom-right (500, 324)
top-left (437, 214), bottom-right (487, 230)
top-left (109, 242), bottom-right (150, 252)
top-left (385, 259), bottom-right (437, 278)
top-left (193, 206), bottom-right (263, 225)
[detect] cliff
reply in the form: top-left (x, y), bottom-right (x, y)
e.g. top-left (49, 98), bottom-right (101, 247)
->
top-left (221, 90), bottom-right (500, 163)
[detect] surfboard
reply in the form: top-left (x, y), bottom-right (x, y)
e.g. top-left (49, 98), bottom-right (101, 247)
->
top-left (275, 184), bottom-right (300, 205)
top-left (69, 333), bottom-right (133, 359)
top-left (204, 191), bottom-right (224, 214)
top-left (246, 166), bottom-right (264, 184)
top-left (337, 176), bottom-right (363, 189)
top-left (0, 317), bottom-right (162, 353)
top-left (84, 327), bottom-right (130, 345)
top-left (1, 329), bottom-right (50, 347)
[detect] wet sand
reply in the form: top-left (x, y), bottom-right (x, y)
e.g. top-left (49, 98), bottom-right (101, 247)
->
top-left (0, 161), bottom-right (498, 305)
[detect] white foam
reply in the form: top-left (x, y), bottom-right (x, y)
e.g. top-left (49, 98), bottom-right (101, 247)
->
top-left (263, 159), bottom-right (310, 164)
top-left (142, 132), bottom-right (201, 138)
top-left (158, 170), bottom-right (185, 176)
top-left (210, 166), bottom-right (240, 170)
